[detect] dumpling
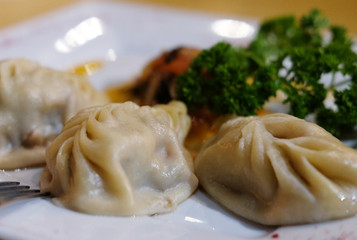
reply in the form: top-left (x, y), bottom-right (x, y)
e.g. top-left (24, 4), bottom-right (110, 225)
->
top-left (0, 59), bottom-right (109, 169)
top-left (40, 101), bottom-right (198, 216)
top-left (195, 113), bottom-right (357, 225)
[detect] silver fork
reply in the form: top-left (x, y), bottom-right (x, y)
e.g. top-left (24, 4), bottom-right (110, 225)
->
top-left (0, 181), bottom-right (49, 203)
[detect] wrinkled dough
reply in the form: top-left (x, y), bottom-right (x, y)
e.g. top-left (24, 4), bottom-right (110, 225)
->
top-left (40, 101), bottom-right (198, 216)
top-left (195, 113), bottom-right (357, 226)
top-left (0, 59), bottom-right (109, 169)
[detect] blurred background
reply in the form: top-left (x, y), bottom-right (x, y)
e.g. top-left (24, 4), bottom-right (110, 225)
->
top-left (1, 0), bottom-right (357, 35)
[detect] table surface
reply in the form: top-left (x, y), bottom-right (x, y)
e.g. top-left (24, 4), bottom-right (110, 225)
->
top-left (1, 0), bottom-right (357, 35)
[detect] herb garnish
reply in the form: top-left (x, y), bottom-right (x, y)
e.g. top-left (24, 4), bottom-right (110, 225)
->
top-left (177, 9), bottom-right (357, 136)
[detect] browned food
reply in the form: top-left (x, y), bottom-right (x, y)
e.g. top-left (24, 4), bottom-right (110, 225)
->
top-left (106, 47), bottom-right (200, 105)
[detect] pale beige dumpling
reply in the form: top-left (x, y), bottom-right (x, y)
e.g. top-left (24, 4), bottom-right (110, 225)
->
top-left (195, 113), bottom-right (357, 226)
top-left (0, 59), bottom-right (109, 169)
top-left (40, 101), bottom-right (198, 216)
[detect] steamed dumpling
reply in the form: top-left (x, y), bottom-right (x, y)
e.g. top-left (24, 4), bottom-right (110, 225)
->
top-left (195, 113), bottom-right (357, 225)
top-left (40, 101), bottom-right (198, 216)
top-left (0, 59), bottom-right (109, 169)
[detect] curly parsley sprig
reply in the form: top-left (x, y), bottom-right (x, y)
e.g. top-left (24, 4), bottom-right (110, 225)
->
top-left (177, 9), bottom-right (357, 137)
top-left (176, 42), bottom-right (278, 116)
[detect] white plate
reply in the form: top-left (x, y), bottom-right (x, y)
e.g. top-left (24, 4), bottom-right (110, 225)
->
top-left (0, 1), bottom-right (356, 240)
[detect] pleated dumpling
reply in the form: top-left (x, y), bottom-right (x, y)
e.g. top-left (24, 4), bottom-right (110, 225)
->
top-left (40, 101), bottom-right (198, 216)
top-left (195, 113), bottom-right (357, 226)
top-left (0, 59), bottom-right (109, 169)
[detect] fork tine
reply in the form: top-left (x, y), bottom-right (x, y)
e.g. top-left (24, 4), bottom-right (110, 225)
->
top-left (0, 181), bottom-right (20, 187)
top-left (1, 189), bottom-right (40, 198)
top-left (0, 185), bottom-right (30, 192)
top-left (0, 181), bottom-right (50, 203)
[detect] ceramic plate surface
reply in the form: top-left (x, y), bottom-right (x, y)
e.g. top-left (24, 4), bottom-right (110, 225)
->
top-left (0, 1), bottom-right (356, 239)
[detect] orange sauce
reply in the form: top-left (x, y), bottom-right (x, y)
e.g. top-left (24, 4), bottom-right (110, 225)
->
top-left (69, 61), bottom-right (103, 76)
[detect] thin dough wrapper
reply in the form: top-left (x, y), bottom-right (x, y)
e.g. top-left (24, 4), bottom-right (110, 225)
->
top-left (195, 113), bottom-right (357, 226)
top-left (0, 59), bottom-right (109, 169)
top-left (40, 101), bottom-right (198, 216)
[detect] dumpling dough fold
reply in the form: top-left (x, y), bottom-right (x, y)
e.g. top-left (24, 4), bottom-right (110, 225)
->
top-left (0, 59), bottom-right (109, 169)
top-left (40, 101), bottom-right (198, 216)
top-left (195, 113), bottom-right (357, 225)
